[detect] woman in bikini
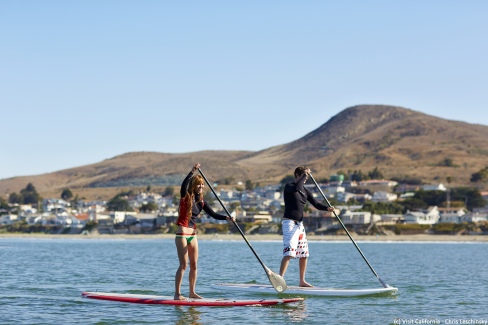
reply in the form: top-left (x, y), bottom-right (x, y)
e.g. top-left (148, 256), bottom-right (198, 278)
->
top-left (174, 162), bottom-right (234, 300)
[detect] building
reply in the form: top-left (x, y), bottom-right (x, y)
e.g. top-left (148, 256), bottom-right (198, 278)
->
top-left (404, 206), bottom-right (440, 224)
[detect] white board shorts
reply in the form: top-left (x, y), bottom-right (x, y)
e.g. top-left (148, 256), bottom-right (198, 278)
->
top-left (282, 219), bottom-right (309, 258)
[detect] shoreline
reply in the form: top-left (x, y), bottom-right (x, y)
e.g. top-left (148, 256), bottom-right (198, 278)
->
top-left (1, 233), bottom-right (487, 242)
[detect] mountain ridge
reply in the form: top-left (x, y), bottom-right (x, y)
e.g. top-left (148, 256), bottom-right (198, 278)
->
top-left (2, 104), bottom-right (488, 200)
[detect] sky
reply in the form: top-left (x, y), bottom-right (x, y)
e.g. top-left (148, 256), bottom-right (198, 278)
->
top-left (1, 1), bottom-right (487, 180)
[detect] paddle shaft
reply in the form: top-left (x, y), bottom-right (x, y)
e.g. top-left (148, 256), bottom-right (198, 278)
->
top-left (197, 168), bottom-right (270, 273)
top-left (309, 174), bottom-right (390, 288)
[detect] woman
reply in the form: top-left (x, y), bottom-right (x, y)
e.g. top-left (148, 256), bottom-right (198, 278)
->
top-left (174, 162), bottom-right (233, 300)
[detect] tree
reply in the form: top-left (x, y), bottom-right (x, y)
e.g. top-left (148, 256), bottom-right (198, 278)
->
top-left (139, 202), bottom-right (158, 212)
top-left (20, 183), bottom-right (40, 204)
top-left (61, 188), bottom-right (73, 200)
top-left (106, 196), bottom-right (131, 211)
top-left (368, 167), bottom-right (384, 179)
top-left (413, 190), bottom-right (447, 207)
top-left (245, 180), bottom-right (255, 191)
top-left (470, 166), bottom-right (488, 183)
top-left (8, 192), bottom-right (21, 204)
top-left (0, 196), bottom-right (10, 212)
top-left (391, 176), bottom-right (422, 185)
top-left (440, 158), bottom-right (455, 167)
top-left (351, 170), bottom-right (368, 181)
top-left (163, 186), bottom-right (175, 197)
top-left (398, 197), bottom-right (428, 211)
top-left (451, 188), bottom-right (486, 210)
top-left (219, 177), bottom-right (235, 185)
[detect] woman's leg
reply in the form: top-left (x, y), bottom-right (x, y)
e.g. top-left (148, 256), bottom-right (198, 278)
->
top-left (174, 237), bottom-right (189, 300)
top-left (188, 237), bottom-right (202, 298)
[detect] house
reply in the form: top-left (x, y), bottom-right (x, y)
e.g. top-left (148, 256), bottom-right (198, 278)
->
top-left (460, 213), bottom-right (488, 223)
top-left (239, 211), bottom-right (272, 223)
top-left (358, 179), bottom-right (398, 187)
top-left (0, 214), bottom-right (18, 225)
top-left (340, 210), bottom-right (381, 225)
top-left (312, 184), bottom-right (345, 198)
top-left (43, 198), bottom-right (71, 213)
top-left (336, 192), bottom-right (372, 203)
top-left (399, 192), bottom-right (415, 199)
top-left (379, 214), bottom-right (403, 224)
top-left (396, 184), bottom-right (421, 194)
top-left (371, 191), bottom-right (398, 203)
top-left (438, 208), bottom-right (466, 223)
top-left (422, 183), bottom-right (447, 191)
top-left (137, 213), bottom-right (158, 232)
top-left (481, 191), bottom-right (488, 208)
top-left (404, 206), bottom-right (440, 224)
top-left (96, 214), bottom-right (114, 234)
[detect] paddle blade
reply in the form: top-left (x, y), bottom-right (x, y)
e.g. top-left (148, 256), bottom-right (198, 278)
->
top-left (265, 268), bottom-right (287, 293)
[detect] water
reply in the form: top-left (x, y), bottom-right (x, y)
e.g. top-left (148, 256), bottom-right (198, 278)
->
top-left (1, 237), bottom-right (487, 325)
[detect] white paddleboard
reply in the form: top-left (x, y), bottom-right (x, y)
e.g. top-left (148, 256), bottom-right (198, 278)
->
top-left (212, 283), bottom-right (398, 297)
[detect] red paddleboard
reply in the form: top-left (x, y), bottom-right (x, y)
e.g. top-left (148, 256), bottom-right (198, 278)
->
top-left (81, 291), bottom-right (303, 307)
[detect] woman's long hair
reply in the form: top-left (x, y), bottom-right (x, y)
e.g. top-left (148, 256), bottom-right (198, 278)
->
top-left (180, 175), bottom-right (205, 221)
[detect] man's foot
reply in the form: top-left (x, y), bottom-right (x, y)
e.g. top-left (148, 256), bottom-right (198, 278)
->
top-left (189, 293), bottom-right (203, 299)
top-left (174, 294), bottom-right (187, 300)
top-left (299, 281), bottom-right (314, 287)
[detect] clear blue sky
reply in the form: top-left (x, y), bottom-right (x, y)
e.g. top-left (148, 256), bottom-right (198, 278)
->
top-left (1, 1), bottom-right (487, 180)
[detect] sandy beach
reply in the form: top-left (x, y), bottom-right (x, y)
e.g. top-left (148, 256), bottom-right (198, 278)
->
top-left (1, 233), bottom-right (487, 242)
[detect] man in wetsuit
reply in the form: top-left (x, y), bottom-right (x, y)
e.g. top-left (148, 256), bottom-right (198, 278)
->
top-left (279, 166), bottom-right (335, 287)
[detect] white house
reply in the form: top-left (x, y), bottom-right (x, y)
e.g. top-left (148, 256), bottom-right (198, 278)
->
top-left (438, 208), bottom-right (466, 223)
top-left (358, 179), bottom-right (398, 187)
top-left (460, 213), bottom-right (488, 223)
top-left (379, 214), bottom-right (403, 224)
top-left (371, 191), bottom-right (398, 203)
top-left (336, 192), bottom-right (373, 203)
top-left (219, 189), bottom-right (234, 199)
top-left (404, 206), bottom-right (440, 224)
top-left (0, 214), bottom-right (18, 225)
top-left (340, 210), bottom-right (381, 224)
top-left (422, 183), bottom-right (447, 191)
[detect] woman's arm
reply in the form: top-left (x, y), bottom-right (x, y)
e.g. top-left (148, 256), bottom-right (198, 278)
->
top-left (180, 172), bottom-right (193, 197)
top-left (202, 203), bottom-right (228, 221)
top-left (180, 163), bottom-right (201, 197)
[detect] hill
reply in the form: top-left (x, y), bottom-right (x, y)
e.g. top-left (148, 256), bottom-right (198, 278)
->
top-left (2, 105), bottom-right (488, 200)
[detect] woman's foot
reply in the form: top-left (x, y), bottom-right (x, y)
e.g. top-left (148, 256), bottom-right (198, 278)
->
top-left (174, 294), bottom-right (187, 300)
top-left (299, 281), bottom-right (314, 287)
top-left (189, 293), bottom-right (203, 299)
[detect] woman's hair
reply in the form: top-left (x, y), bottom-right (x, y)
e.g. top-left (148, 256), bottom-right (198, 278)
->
top-left (294, 166), bottom-right (308, 178)
top-left (180, 175), bottom-right (205, 220)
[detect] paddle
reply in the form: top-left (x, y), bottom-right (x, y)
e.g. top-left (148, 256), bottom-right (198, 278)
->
top-left (198, 168), bottom-right (287, 293)
top-left (308, 173), bottom-right (392, 288)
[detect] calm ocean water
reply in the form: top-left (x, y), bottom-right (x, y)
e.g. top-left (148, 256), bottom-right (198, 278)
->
top-left (1, 237), bottom-right (487, 325)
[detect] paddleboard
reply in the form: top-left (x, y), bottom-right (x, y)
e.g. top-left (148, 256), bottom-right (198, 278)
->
top-left (212, 283), bottom-right (398, 297)
top-left (81, 291), bottom-right (304, 306)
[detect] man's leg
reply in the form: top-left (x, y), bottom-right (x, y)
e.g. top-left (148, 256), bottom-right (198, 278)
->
top-left (299, 257), bottom-right (313, 287)
top-left (280, 256), bottom-right (292, 277)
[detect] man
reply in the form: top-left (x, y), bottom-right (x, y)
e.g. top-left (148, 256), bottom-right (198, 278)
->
top-left (279, 166), bottom-right (335, 287)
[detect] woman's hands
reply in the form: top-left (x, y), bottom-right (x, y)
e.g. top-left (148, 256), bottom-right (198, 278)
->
top-left (191, 163), bottom-right (201, 173)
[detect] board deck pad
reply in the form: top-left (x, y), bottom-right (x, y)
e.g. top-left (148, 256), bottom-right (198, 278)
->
top-left (81, 291), bottom-right (304, 306)
top-left (212, 283), bottom-right (398, 297)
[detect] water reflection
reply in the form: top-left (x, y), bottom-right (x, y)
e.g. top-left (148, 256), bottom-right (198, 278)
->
top-left (175, 306), bottom-right (202, 325)
top-left (281, 300), bottom-right (308, 322)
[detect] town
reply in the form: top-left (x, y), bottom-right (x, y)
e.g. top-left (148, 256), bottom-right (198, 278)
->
top-left (1, 176), bottom-right (488, 236)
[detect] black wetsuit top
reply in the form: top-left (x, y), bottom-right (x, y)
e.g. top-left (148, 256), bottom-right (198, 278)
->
top-left (283, 174), bottom-right (330, 222)
top-left (179, 172), bottom-right (227, 228)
